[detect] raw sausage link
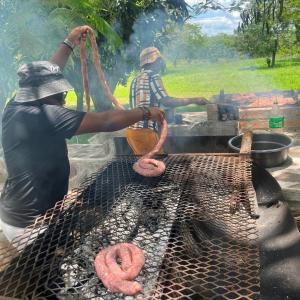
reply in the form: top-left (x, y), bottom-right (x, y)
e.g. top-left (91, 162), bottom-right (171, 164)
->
top-left (105, 244), bottom-right (132, 279)
top-left (80, 40), bottom-right (91, 111)
top-left (122, 243), bottom-right (145, 279)
top-left (88, 33), bottom-right (124, 110)
top-left (133, 119), bottom-right (168, 177)
top-left (94, 243), bottom-right (144, 296)
top-left (79, 27), bottom-right (124, 111)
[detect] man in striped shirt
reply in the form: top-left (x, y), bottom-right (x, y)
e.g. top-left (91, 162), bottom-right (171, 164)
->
top-left (125, 47), bottom-right (209, 155)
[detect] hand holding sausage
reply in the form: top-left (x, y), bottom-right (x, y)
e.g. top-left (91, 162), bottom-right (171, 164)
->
top-left (148, 107), bottom-right (165, 125)
top-left (67, 25), bottom-right (91, 46)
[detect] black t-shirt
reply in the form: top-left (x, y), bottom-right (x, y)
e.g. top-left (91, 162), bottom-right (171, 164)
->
top-left (0, 100), bottom-right (85, 227)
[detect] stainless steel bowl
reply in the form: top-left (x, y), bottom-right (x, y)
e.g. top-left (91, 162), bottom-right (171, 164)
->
top-left (228, 132), bottom-right (293, 168)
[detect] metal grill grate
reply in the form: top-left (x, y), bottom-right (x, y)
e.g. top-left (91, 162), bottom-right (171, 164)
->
top-left (0, 154), bottom-right (260, 300)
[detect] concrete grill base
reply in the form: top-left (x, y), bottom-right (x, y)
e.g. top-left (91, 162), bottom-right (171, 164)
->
top-left (239, 105), bottom-right (300, 130)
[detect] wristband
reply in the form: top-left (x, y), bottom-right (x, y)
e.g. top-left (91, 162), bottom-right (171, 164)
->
top-left (139, 106), bottom-right (151, 121)
top-left (62, 38), bottom-right (75, 51)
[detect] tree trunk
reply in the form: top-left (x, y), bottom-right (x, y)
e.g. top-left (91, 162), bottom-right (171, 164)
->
top-left (173, 57), bottom-right (177, 67)
top-left (75, 89), bottom-right (84, 111)
top-left (65, 60), bottom-right (84, 111)
top-left (295, 23), bottom-right (300, 45)
top-left (271, 39), bottom-right (278, 68)
top-left (89, 67), bottom-right (114, 112)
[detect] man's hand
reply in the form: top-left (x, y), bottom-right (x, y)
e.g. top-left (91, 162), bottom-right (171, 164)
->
top-left (149, 107), bottom-right (165, 125)
top-left (191, 97), bottom-right (209, 105)
top-left (67, 25), bottom-right (92, 46)
top-left (50, 25), bottom-right (92, 69)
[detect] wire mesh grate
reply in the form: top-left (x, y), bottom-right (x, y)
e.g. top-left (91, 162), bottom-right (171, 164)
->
top-left (0, 154), bottom-right (260, 300)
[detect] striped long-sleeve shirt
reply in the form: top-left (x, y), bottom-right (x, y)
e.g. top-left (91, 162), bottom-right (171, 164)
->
top-left (129, 69), bottom-right (167, 132)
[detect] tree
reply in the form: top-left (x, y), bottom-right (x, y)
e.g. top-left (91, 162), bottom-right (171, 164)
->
top-left (236, 0), bottom-right (288, 67)
top-left (164, 23), bottom-right (205, 65)
top-left (192, 0), bottom-right (243, 14)
top-left (0, 0), bottom-right (18, 111)
top-left (283, 0), bottom-right (300, 45)
top-left (201, 34), bottom-right (238, 62)
top-left (0, 0), bottom-right (189, 112)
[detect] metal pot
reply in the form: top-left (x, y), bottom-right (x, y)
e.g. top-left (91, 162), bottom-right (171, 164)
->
top-left (228, 132), bottom-right (293, 168)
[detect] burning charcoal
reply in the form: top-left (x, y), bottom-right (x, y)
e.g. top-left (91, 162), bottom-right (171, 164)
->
top-left (0, 156), bottom-right (260, 300)
top-left (142, 208), bottom-right (167, 233)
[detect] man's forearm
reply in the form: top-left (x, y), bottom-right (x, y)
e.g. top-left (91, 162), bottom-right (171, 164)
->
top-left (161, 96), bottom-right (207, 107)
top-left (76, 108), bottom-right (144, 134)
top-left (169, 97), bottom-right (195, 107)
top-left (50, 44), bottom-right (73, 70)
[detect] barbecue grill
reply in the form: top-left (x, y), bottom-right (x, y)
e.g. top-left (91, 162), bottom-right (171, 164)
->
top-left (1, 136), bottom-right (300, 299)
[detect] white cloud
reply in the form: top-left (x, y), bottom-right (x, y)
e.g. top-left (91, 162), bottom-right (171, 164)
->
top-left (185, 0), bottom-right (201, 5)
top-left (186, 0), bottom-right (233, 6)
top-left (185, 0), bottom-right (241, 35)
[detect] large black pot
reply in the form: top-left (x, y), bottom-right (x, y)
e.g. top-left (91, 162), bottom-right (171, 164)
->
top-left (228, 132), bottom-right (293, 168)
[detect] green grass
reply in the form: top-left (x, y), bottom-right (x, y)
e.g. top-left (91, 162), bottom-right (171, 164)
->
top-left (65, 56), bottom-right (300, 143)
top-left (66, 57), bottom-right (300, 109)
top-left (113, 57), bottom-right (300, 105)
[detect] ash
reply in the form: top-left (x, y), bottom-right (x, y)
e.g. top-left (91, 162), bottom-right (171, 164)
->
top-left (52, 183), bottom-right (181, 300)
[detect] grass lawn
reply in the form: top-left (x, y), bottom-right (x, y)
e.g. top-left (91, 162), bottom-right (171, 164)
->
top-left (66, 56), bottom-right (300, 143)
top-left (114, 57), bottom-right (300, 106)
top-left (66, 56), bottom-right (300, 109)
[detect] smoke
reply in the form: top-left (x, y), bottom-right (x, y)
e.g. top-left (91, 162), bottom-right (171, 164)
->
top-left (101, 8), bottom-right (182, 104)
top-left (111, 8), bottom-right (174, 79)
top-left (0, 1), bottom-right (285, 114)
top-left (0, 0), bottom-right (71, 104)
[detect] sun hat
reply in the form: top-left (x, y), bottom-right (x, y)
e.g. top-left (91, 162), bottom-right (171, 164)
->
top-left (140, 47), bottom-right (161, 67)
top-left (14, 61), bottom-right (74, 102)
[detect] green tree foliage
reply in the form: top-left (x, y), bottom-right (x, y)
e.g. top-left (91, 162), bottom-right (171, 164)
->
top-left (164, 24), bottom-right (237, 64)
top-left (164, 23), bottom-right (205, 64)
top-left (236, 0), bottom-right (288, 67)
top-left (0, 0), bottom-right (17, 110)
top-left (0, 0), bottom-right (189, 111)
top-left (202, 34), bottom-right (238, 62)
top-left (283, 0), bottom-right (300, 48)
top-left (0, 0), bottom-right (122, 111)
top-left (192, 0), bottom-right (243, 14)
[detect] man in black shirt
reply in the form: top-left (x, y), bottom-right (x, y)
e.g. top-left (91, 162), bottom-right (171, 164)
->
top-left (0, 26), bottom-right (164, 243)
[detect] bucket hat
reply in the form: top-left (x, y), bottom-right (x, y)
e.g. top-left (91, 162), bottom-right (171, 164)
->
top-left (15, 61), bottom-right (73, 102)
top-left (140, 47), bottom-right (161, 67)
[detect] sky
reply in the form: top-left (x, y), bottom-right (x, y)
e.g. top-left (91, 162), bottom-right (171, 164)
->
top-left (185, 0), bottom-right (241, 36)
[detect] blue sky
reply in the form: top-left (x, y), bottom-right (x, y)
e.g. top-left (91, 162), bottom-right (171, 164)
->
top-left (186, 0), bottom-right (241, 36)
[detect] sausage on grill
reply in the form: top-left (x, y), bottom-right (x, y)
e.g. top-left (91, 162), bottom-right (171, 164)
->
top-left (133, 119), bottom-right (168, 177)
top-left (94, 243), bottom-right (145, 295)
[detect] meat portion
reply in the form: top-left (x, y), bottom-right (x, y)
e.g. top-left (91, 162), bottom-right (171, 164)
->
top-left (80, 40), bottom-right (91, 111)
top-left (231, 93), bottom-right (295, 107)
top-left (79, 26), bottom-right (124, 111)
top-left (133, 119), bottom-right (168, 177)
top-left (88, 33), bottom-right (124, 111)
top-left (133, 158), bottom-right (166, 177)
top-left (94, 243), bottom-right (145, 296)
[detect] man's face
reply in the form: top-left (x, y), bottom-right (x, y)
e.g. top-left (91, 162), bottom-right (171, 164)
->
top-left (152, 58), bottom-right (166, 74)
top-left (53, 92), bottom-right (67, 106)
